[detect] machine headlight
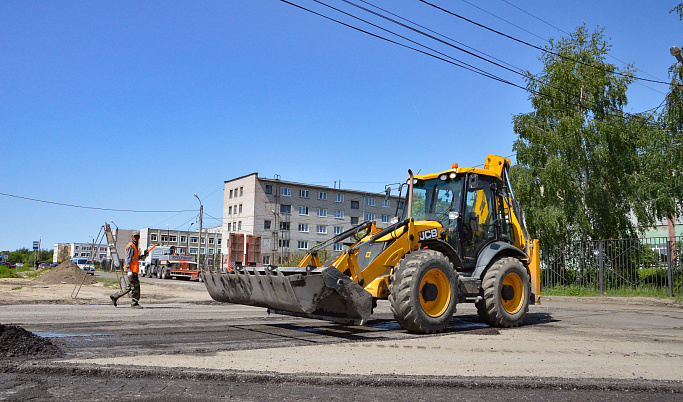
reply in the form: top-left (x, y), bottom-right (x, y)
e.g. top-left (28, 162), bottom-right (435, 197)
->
top-left (439, 174), bottom-right (448, 181)
top-left (449, 172), bottom-right (457, 179)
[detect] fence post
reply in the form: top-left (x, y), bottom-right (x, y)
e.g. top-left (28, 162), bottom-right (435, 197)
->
top-left (667, 240), bottom-right (674, 298)
top-left (598, 241), bottom-right (604, 295)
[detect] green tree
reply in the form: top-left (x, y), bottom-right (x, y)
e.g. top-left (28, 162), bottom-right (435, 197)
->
top-left (511, 25), bottom-right (651, 243)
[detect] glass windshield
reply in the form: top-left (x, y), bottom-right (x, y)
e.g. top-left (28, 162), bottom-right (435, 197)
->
top-left (405, 176), bottom-right (464, 223)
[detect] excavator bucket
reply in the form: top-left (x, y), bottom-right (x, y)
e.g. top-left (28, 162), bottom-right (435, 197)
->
top-left (202, 266), bottom-right (374, 325)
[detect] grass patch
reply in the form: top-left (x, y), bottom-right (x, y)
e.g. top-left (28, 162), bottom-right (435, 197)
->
top-left (12, 286), bottom-right (22, 291)
top-left (544, 285), bottom-right (683, 301)
top-left (96, 277), bottom-right (121, 288)
top-left (0, 266), bottom-right (19, 278)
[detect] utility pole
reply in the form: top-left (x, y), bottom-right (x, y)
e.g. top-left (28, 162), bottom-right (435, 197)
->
top-left (194, 194), bottom-right (203, 271)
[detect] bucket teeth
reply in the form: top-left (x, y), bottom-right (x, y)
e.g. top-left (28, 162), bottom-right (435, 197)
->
top-left (203, 266), bottom-right (373, 324)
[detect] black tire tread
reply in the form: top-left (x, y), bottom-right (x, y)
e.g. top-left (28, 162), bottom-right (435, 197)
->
top-left (389, 249), bottom-right (457, 334)
top-left (475, 257), bottom-right (530, 328)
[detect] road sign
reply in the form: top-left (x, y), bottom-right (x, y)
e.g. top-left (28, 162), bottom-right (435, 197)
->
top-left (33, 241), bottom-right (39, 250)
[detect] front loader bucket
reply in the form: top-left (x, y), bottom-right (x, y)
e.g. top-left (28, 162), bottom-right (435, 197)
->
top-left (202, 266), bottom-right (373, 325)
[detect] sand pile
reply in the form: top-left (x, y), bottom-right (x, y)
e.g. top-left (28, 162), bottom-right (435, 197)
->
top-left (0, 324), bottom-right (62, 358)
top-left (31, 261), bottom-right (98, 285)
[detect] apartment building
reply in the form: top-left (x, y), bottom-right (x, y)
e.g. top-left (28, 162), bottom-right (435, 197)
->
top-left (140, 226), bottom-right (222, 266)
top-left (222, 173), bottom-right (403, 265)
top-left (53, 243), bottom-right (108, 263)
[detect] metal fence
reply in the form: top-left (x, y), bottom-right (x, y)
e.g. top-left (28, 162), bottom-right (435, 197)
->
top-left (541, 236), bottom-right (683, 297)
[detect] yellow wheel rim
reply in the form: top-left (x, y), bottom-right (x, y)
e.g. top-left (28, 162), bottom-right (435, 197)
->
top-left (419, 268), bottom-right (451, 318)
top-left (501, 272), bottom-right (525, 314)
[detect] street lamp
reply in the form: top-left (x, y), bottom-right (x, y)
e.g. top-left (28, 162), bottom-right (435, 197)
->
top-left (194, 193), bottom-right (203, 271)
top-left (671, 46), bottom-right (683, 63)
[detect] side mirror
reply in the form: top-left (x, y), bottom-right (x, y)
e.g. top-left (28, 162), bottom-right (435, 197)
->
top-left (468, 174), bottom-right (480, 190)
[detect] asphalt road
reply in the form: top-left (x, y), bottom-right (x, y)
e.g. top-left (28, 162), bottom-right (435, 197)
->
top-left (0, 277), bottom-right (681, 400)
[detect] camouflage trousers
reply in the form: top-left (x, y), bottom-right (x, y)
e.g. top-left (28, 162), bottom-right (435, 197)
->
top-left (111, 272), bottom-right (141, 304)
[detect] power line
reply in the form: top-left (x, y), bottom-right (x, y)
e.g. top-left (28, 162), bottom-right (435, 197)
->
top-left (0, 192), bottom-right (195, 213)
top-left (496, 0), bottom-right (666, 83)
top-left (278, 0), bottom-right (519, 86)
top-left (418, 0), bottom-right (678, 86)
top-left (284, 0), bottom-right (662, 127)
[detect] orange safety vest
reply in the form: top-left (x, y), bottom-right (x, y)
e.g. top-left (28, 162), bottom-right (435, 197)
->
top-left (126, 241), bottom-right (140, 273)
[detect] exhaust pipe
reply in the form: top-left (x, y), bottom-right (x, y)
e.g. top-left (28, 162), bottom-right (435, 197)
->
top-left (407, 169), bottom-right (414, 220)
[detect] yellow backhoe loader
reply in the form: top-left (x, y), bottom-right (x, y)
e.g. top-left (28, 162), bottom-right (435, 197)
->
top-left (203, 155), bottom-right (540, 333)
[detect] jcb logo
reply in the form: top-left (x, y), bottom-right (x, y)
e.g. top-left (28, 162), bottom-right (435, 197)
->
top-left (419, 229), bottom-right (439, 241)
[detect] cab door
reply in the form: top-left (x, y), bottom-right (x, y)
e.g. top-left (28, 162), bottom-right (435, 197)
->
top-left (461, 174), bottom-right (497, 265)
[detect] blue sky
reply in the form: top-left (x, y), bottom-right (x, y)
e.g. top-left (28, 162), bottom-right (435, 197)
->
top-left (1, 1), bottom-right (680, 251)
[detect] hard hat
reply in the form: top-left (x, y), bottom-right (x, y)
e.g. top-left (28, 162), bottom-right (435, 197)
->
top-left (132, 231), bottom-right (140, 237)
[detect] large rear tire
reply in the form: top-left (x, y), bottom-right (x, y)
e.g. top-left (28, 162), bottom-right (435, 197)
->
top-left (476, 257), bottom-right (530, 327)
top-left (389, 249), bottom-right (458, 334)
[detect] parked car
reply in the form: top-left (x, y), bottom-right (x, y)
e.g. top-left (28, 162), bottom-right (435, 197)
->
top-left (0, 262), bottom-right (16, 268)
top-left (70, 258), bottom-right (95, 275)
top-left (39, 263), bottom-right (52, 268)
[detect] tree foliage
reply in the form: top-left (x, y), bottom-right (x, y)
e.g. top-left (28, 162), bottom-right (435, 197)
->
top-left (511, 25), bottom-right (655, 243)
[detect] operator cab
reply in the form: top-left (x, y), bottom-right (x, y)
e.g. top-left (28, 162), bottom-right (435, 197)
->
top-left (403, 170), bottom-right (517, 270)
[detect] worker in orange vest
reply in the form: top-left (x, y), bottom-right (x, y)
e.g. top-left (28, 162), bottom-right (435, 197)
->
top-left (110, 231), bottom-right (147, 308)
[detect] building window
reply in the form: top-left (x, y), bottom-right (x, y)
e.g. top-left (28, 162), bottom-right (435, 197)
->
top-left (382, 199), bottom-right (391, 208)
top-left (334, 210), bottom-right (344, 219)
top-left (366, 198), bottom-right (375, 206)
top-left (351, 217), bottom-right (359, 225)
top-left (239, 204), bottom-right (243, 214)
top-left (209, 238), bottom-right (215, 244)
top-left (298, 223), bottom-right (309, 233)
top-left (201, 237), bottom-right (206, 244)
top-left (200, 248), bottom-right (206, 255)
top-left (227, 223), bottom-right (232, 231)
top-left (318, 192), bottom-right (327, 200)
top-left (281, 187), bottom-right (291, 197)
top-left (208, 249), bottom-right (214, 255)
top-left (263, 255), bottom-right (270, 265)
top-left (229, 189), bottom-right (233, 199)
top-left (279, 239), bottom-right (290, 248)
top-left (334, 226), bottom-right (343, 235)
top-left (351, 200), bottom-right (360, 209)
top-left (299, 206), bottom-right (309, 216)
top-left (169, 235), bottom-right (177, 242)
top-left (280, 222), bottom-right (290, 231)
top-left (316, 225), bottom-right (327, 234)
top-left (217, 238), bottom-right (222, 245)
top-left (298, 240), bottom-right (308, 250)
top-left (382, 214), bottom-right (390, 223)
top-left (280, 204), bottom-right (291, 214)
top-left (190, 237), bottom-right (198, 244)
top-left (238, 221), bottom-right (242, 230)
top-left (228, 206), bottom-right (232, 215)
top-left (300, 189), bottom-right (309, 198)
top-left (318, 208), bottom-right (327, 217)
top-left (366, 213), bottom-right (375, 221)
top-left (161, 235), bottom-right (168, 242)
top-left (150, 234), bottom-right (157, 241)
top-left (240, 187), bottom-right (243, 196)
top-left (334, 243), bottom-right (343, 251)
top-left (190, 247), bottom-right (198, 254)
top-left (335, 194), bottom-right (344, 203)
top-left (264, 220), bottom-right (271, 230)
top-left (180, 236), bottom-right (186, 243)
top-left (265, 185), bottom-right (272, 194)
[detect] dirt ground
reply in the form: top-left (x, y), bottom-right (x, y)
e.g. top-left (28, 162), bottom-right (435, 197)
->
top-left (0, 271), bottom-right (209, 306)
top-left (1, 270), bottom-right (682, 400)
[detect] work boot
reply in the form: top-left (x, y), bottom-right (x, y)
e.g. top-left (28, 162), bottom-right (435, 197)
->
top-left (110, 295), bottom-right (117, 307)
top-left (131, 303), bottom-right (143, 309)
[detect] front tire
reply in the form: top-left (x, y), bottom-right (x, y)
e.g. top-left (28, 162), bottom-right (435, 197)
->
top-left (389, 249), bottom-right (458, 334)
top-left (476, 257), bottom-right (530, 327)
